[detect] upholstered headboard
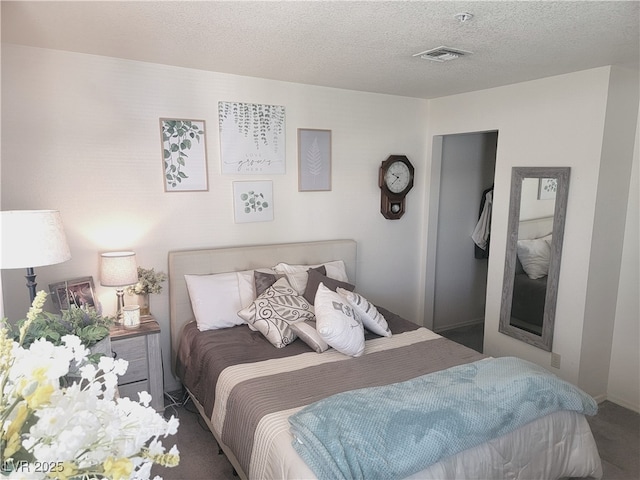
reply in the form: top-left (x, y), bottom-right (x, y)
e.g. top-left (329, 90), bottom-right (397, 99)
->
top-left (518, 216), bottom-right (553, 240)
top-left (168, 239), bottom-right (357, 370)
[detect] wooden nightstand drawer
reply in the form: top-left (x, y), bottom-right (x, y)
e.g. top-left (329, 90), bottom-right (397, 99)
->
top-left (111, 336), bottom-right (148, 384)
top-left (118, 380), bottom-right (149, 401)
top-left (110, 319), bottom-right (164, 412)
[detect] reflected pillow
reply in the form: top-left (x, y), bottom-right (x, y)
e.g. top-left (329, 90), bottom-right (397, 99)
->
top-left (516, 237), bottom-right (551, 280)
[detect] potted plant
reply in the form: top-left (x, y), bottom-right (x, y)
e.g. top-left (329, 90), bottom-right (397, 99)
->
top-left (126, 267), bottom-right (167, 315)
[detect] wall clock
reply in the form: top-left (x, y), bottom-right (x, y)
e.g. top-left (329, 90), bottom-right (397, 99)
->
top-left (379, 155), bottom-right (414, 219)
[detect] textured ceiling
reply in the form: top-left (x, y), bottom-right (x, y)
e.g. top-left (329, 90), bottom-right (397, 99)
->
top-left (2, 1), bottom-right (639, 99)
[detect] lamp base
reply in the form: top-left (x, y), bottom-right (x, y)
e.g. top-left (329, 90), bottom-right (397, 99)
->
top-left (25, 267), bottom-right (37, 303)
top-left (115, 289), bottom-right (126, 324)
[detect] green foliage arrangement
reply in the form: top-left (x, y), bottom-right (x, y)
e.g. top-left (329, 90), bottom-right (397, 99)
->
top-left (162, 119), bottom-right (205, 188)
top-left (125, 266), bottom-right (167, 295)
top-left (14, 305), bottom-right (114, 350)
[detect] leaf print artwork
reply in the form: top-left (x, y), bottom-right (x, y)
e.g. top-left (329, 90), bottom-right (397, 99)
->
top-left (298, 129), bottom-right (331, 191)
top-left (160, 119), bottom-right (208, 192)
top-left (233, 181), bottom-right (274, 223)
top-left (241, 190), bottom-right (270, 213)
top-left (306, 137), bottom-right (323, 177)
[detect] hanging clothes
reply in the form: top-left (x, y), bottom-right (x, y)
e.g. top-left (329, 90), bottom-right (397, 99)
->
top-left (472, 186), bottom-right (493, 258)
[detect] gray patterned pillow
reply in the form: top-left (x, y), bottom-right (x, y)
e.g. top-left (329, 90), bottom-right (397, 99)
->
top-left (290, 320), bottom-right (330, 353)
top-left (238, 277), bottom-right (315, 348)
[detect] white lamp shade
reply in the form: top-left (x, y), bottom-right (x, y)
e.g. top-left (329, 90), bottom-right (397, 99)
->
top-left (0, 210), bottom-right (72, 269)
top-left (100, 252), bottom-right (138, 287)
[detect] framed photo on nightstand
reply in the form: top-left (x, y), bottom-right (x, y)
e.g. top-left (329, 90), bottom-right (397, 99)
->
top-left (49, 276), bottom-right (97, 311)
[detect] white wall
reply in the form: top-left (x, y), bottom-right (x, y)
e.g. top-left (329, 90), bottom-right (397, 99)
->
top-left (425, 66), bottom-right (639, 407)
top-left (606, 104), bottom-right (640, 412)
top-left (1, 44), bottom-right (428, 392)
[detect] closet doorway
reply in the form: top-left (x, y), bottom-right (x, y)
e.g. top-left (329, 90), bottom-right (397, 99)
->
top-left (425, 131), bottom-right (498, 344)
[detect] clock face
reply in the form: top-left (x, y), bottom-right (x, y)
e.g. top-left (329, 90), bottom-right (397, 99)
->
top-left (384, 161), bottom-right (411, 194)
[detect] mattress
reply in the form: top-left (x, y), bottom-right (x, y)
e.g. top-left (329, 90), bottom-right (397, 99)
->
top-left (176, 308), bottom-right (602, 480)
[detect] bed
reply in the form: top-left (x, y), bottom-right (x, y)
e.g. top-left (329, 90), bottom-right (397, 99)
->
top-left (169, 239), bottom-right (602, 480)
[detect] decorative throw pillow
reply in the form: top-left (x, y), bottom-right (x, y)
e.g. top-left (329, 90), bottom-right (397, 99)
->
top-left (289, 320), bottom-right (330, 353)
top-left (314, 283), bottom-right (365, 357)
top-left (337, 288), bottom-right (391, 337)
top-left (303, 269), bottom-right (355, 305)
top-left (517, 237), bottom-right (551, 279)
top-left (273, 261), bottom-right (348, 294)
top-left (237, 277), bottom-right (315, 348)
top-left (254, 270), bottom-right (282, 297)
top-left (185, 273), bottom-right (246, 331)
top-left (276, 265), bottom-right (327, 295)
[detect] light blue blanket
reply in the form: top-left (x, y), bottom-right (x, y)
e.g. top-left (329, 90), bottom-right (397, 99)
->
top-left (289, 356), bottom-right (597, 480)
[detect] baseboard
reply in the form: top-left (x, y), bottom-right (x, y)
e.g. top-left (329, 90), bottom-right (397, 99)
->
top-left (604, 393), bottom-right (640, 414)
top-left (435, 318), bottom-right (484, 333)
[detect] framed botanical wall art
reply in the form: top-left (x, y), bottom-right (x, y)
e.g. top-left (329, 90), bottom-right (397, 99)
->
top-left (538, 178), bottom-right (558, 200)
top-left (49, 276), bottom-right (97, 311)
top-left (219, 102), bottom-right (286, 174)
top-left (233, 181), bottom-right (274, 223)
top-left (298, 128), bottom-right (332, 191)
top-left (160, 118), bottom-right (208, 192)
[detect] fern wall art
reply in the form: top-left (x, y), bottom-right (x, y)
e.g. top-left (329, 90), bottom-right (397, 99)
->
top-left (160, 118), bottom-right (208, 192)
top-left (298, 129), bottom-right (332, 191)
top-left (219, 102), bottom-right (286, 174)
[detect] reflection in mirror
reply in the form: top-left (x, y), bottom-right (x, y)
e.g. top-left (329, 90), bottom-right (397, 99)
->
top-left (499, 167), bottom-right (570, 351)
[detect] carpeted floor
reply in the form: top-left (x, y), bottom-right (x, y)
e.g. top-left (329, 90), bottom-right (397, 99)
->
top-left (154, 324), bottom-right (639, 480)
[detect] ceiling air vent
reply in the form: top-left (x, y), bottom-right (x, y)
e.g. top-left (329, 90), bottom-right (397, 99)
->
top-left (413, 46), bottom-right (473, 62)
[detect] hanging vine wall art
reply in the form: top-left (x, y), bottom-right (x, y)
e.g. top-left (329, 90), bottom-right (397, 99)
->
top-left (160, 118), bottom-right (208, 192)
top-left (219, 102), bottom-right (286, 174)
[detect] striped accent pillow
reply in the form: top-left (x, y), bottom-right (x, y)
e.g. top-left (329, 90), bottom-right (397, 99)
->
top-left (337, 288), bottom-right (392, 337)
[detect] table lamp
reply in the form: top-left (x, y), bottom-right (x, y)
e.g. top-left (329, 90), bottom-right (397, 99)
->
top-left (0, 210), bottom-right (72, 303)
top-left (99, 251), bottom-right (138, 323)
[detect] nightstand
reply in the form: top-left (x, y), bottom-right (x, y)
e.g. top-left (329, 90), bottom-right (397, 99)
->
top-left (110, 317), bottom-right (164, 412)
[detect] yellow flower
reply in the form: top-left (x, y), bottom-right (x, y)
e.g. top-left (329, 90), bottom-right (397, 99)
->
top-left (25, 383), bottom-right (54, 409)
top-left (0, 325), bottom-right (13, 372)
top-left (18, 290), bottom-right (47, 345)
top-left (142, 448), bottom-right (180, 467)
top-left (3, 403), bottom-right (29, 458)
top-left (102, 457), bottom-right (133, 480)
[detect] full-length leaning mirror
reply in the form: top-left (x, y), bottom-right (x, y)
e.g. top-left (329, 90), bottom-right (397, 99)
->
top-left (499, 167), bottom-right (570, 351)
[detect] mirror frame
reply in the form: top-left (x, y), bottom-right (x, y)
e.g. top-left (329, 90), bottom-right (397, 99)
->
top-left (499, 166), bottom-right (570, 351)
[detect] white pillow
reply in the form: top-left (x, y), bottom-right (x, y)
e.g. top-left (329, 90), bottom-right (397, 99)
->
top-left (237, 277), bottom-right (315, 348)
top-left (273, 260), bottom-right (348, 294)
top-left (185, 273), bottom-right (245, 331)
top-left (516, 237), bottom-right (551, 279)
top-left (236, 268), bottom-right (278, 307)
top-left (314, 283), bottom-right (365, 357)
top-left (337, 288), bottom-right (391, 337)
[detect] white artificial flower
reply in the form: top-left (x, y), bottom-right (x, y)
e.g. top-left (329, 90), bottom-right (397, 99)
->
top-left (1, 292), bottom-right (180, 479)
top-left (138, 390), bottom-right (152, 406)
